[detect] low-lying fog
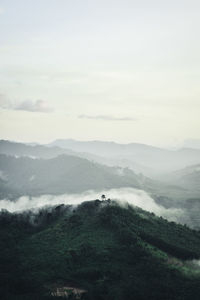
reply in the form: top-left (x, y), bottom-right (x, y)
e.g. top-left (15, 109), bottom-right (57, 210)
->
top-left (0, 188), bottom-right (189, 225)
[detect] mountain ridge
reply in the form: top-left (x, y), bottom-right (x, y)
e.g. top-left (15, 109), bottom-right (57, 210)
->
top-left (48, 139), bottom-right (200, 174)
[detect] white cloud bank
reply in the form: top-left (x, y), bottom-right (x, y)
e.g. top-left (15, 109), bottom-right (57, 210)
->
top-left (0, 188), bottom-right (186, 224)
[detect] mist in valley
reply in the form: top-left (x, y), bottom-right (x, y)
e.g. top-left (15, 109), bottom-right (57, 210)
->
top-left (0, 187), bottom-right (192, 227)
top-left (0, 139), bottom-right (200, 229)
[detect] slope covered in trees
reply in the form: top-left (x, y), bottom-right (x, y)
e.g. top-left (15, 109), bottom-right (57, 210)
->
top-left (1, 200), bottom-right (200, 299)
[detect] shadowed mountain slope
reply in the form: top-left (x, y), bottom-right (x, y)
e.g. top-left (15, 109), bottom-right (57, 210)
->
top-left (0, 154), bottom-right (144, 198)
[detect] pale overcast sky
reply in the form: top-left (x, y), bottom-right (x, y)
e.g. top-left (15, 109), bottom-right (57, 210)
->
top-left (0, 0), bottom-right (200, 146)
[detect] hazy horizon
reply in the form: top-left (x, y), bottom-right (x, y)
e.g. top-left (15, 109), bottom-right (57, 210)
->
top-left (1, 137), bottom-right (200, 151)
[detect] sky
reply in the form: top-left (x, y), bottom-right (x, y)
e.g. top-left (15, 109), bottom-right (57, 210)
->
top-left (0, 0), bottom-right (200, 147)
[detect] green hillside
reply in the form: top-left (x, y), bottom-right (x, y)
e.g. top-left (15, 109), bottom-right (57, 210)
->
top-left (1, 200), bottom-right (200, 300)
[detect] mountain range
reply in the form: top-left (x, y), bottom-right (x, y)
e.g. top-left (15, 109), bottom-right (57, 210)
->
top-left (162, 164), bottom-right (200, 191)
top-left (0, 139), bottom-right (200, 228)
top-left (49, 139), bottom-right (200, 176)
top-left (0, 153), bottom-right (144, 198)
top-left (1, 139), bottom-right (200, 177)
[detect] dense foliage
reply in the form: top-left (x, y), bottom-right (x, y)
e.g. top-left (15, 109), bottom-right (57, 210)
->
top-left (1, 200), bottom-right (200, 299)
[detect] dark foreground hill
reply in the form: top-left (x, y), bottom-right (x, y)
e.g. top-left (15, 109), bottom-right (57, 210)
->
top-left (1, 200), bottom-right (200, 300)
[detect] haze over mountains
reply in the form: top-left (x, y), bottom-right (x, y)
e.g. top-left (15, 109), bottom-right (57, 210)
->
top-left (1, 139), bottom-right (200, 195)
top-left (182, 139), bottom-right (200, 150)
top-left (2, 139), bottom-right (200, 177)
top-left (49, 139), bottom-right (200, 176)
top-left (0, 139), bottom-right (200, 229)
top-left (161, 164), bottom-right (200, 191)
top-left (0, 153), bottom-right (144, 198)
top-left (0, 140), bottom-right (75, 159)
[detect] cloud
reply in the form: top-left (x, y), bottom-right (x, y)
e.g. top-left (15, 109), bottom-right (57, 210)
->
top-left (16, 100), bottom-right (54, 113)
top-left (0, 188), bottom-right (186, 225)
top-left (78, 114), bottom-right (136, 121)
top-left (0, 94), bottom-right (54, 113)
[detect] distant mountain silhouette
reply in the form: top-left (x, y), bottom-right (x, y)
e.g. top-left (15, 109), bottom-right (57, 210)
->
top-left (0, 153), bottom-right (145, 198)
top-left (49, 139), bottom-right (200, 175)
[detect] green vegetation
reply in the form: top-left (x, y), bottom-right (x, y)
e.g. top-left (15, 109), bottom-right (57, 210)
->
top-left (1, 200), bottom-right (200, 299)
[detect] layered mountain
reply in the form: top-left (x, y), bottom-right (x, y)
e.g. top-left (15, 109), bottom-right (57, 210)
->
top-left (0, 154), bottom-right (145, 198)
top-left (1, 139), bottom-right (200, 205)
top-left (182, 139), bottom-right (200, 150)
top-left (49, 139), bottom-right (200, 175)
top-left (1, 200), bottom-right (200, 299)
top-left (2, 139), bottom-right (200, 178)
top-left (0, 140), bottom-right (74, 159)
top-left (164, 164), bottom-right (200, 191)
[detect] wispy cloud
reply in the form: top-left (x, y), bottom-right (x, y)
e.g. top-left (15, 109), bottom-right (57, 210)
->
top-left (16, 100), bottom-right (54, 113)
top-left (78, 114), bottom-right (136, 121)
top-left (0, 94), bottom-right (54, 113)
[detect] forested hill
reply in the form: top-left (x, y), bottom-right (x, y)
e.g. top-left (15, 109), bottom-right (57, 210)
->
top-left (1, 200), bottom-right (200, 300)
